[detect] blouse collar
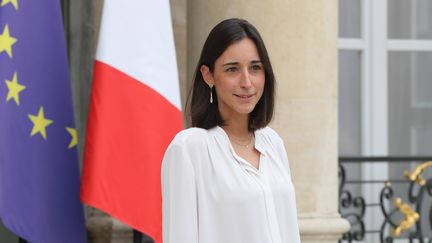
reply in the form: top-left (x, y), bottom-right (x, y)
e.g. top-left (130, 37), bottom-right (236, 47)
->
top-left (213, 126), bottom-right (267, 155)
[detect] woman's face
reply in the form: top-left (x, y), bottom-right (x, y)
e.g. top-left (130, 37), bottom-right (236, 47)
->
top-left (202, 38), bottom-right (265, 120)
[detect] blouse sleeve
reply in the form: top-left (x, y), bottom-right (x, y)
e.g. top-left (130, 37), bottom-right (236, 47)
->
top-left (272, 130), bottom-right (301, 242)
top-left (161, 141), bottom-right (198, 243)
top-left (277, 139), bottom-right (293, 181)
top-left (267, 128), bottom-right (293, 181)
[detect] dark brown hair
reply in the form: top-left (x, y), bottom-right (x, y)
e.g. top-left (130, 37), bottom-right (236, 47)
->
top-left (186, 18), bottom-right (275, 131)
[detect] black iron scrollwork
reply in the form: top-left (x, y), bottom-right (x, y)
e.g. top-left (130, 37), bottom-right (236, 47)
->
top-left (339, 164), bottom-right (366, 242)
top-left (339, 158), bottom-right (432, 243)
top-left (379, 162), bottom-right (432, 243)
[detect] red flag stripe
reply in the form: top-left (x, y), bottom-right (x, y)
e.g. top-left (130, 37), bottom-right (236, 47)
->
top-left (81, 61), bottom-right (182, 242)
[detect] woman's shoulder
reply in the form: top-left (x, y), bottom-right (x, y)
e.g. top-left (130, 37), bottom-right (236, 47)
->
top-left (257, 126), bottom-right (282, 140)
top-left (164, 127), bottom-right (209, 165)
top-left (257, 126), bottom-right (284, 146)
top-left (169, 127), bottom-right (209, 148)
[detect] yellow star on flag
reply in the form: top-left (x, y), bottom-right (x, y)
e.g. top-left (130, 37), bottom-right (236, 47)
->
top-left (1, 0), bottom-right (18, 10)
top-left (5, 72), bottom-right (26, 105)
top-left (66, 127), bottom-right (78, 149)
top-left (0, 24), bottom-right (17, 58)
top-left (28, 106), bottom-right (53, 140)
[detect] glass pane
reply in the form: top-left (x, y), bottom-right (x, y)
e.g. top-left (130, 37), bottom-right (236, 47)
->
top-left (388, 52), bottom-right (432, 156)
top-left (339, 0), bottom-right (362, 38)
top-left (413, 127), bottom-right (432, 154)
top-left (339, 50), bottom-right (362, 156)
top-left (388, 52), bottom-right (432, 241)
top-left (388, 0), bottom-right (432, 39)
top-left (414, 53), bottom-right (432, 104)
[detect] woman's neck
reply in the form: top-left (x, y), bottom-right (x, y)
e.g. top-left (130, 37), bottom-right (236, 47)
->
top-left (220, 115), bottom-right (251, 139)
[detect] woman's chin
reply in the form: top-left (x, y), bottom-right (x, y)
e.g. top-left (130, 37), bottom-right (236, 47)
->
top-left (236, 105), bottom-right (256, 115)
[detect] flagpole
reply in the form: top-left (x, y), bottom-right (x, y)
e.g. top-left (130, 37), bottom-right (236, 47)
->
top-left (133, 230), bottom-right (156, 243)
top-left (133, 229), bottom-right (142, 243)
top-left (18, 238), bottom-right (27, 243)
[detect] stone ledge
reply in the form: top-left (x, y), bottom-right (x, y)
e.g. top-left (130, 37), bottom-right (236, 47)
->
top-left (87, 215), bottom-right (132, 243)
top-left (298, 213), bottom-right (350, 242)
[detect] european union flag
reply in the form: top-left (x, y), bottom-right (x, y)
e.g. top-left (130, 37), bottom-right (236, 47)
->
top-left (0, 0), bottom-right (87, 242)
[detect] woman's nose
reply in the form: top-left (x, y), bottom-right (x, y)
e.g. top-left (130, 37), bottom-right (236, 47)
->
top-left (240, 69), bottom-right (252, 88)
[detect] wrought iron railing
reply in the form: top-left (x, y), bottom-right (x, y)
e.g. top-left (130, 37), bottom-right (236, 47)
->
top-left (339, 157), bottom-right (432, 243)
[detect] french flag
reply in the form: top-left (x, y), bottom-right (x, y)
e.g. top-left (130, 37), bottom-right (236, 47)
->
top-left (80, 1), bottom-right (183, 242)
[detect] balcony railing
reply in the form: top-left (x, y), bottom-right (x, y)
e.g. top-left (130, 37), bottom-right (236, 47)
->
top-left (339, 156), bottom-right (432, 243)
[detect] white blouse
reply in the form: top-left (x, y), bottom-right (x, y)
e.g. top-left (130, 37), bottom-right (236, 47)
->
top-left (161, 126), bottom-right (301, 243)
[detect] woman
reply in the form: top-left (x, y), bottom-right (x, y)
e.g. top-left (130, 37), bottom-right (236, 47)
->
top-left (162, 18), bottom-right (300, 243)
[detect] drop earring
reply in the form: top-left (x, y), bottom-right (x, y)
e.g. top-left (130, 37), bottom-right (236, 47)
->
top-left (209, 85), bottom-right (214, 104)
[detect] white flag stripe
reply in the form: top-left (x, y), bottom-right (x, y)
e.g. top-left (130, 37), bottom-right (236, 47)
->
top-left (96, 0), bottom-right (181, 109)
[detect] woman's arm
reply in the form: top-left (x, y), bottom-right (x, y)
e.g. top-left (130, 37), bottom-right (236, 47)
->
top-left (161, 142), bottom-right (199, 243)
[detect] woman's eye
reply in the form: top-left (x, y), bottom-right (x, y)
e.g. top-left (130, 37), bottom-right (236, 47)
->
top-left (251, 65), bottom-right (262, 71)
top-left (225, 67), bottom-right (237, 72)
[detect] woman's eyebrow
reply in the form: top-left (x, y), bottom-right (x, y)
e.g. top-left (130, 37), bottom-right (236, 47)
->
top-left (222, 61), bottom-right (239, 67)
top-left (222, 60), bottom-right (261, 66)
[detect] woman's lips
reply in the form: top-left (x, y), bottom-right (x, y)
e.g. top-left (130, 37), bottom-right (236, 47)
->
top-left (234, 94), bottom-right (255, 100)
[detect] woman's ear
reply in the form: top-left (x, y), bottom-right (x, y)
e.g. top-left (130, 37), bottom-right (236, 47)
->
top-left (200, 65), bottom-right (214, 87)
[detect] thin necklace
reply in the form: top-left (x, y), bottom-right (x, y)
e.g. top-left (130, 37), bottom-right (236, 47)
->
top-left (228, 133), bottom-right (254, 148)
